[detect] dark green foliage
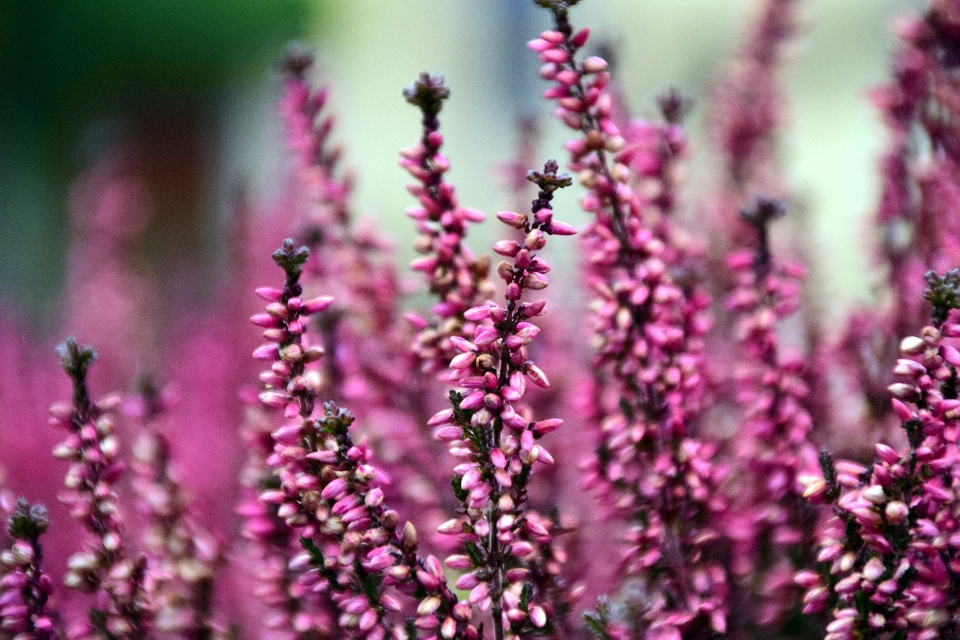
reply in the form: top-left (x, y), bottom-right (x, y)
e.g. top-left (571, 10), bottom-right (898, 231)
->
top-left (923, 269), bottom-right (960, 327)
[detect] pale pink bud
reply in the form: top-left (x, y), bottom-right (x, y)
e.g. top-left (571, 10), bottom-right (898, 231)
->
top-left (545, 219), bottom-right (577, 235)
top-left (428, 409), bottom-right (454, 426)
top-left (493, 240), bottom-right (521, 257)
top-left (253, 344), bottom-right (280, 361)
top-left (321, 477), bottom-right (348, 500)
top-left (434, 427), bottom-right (462, 442)
top-left (302, 296), bottom-right (335, 314)
top-left (464, 306), bottom-right (490, 321)
top-left (863, 557), bottom-right (885, 582)
top-left (461, 468), bottom-right (482, 491)
top-left (887, 383), bottom-right (917, 400)
top-left (437, 519), bottom-right (464, 535)
top-left (445, 555), bottom-right (473, 570)
top-left (884, 501), bottom-right (908, 524)
top-left (456, 572), bottom-right (479, 590)
top-left (468, 583), bottom-right (489, 604)
top-left (251, 313), bottom-right (281, 328)
top-left (891, 399), bottom-right (913, 421)
top-left (524, 362), bottom-right (549, 388)
top-left (900, 336), bottom-right (925, 355)
top-left (863, 485), bottom-right (887, 504)
top-left (259, 391), bottom-right (289, 408)
top-left (255, 287), bottom-right (283, 302)
top-left (526, 38), bottom-right (554, 53)
top-left (461, 207), bottom-right (485, 222)
top-left (941, 344), bottom-right (960, 367)
top-left (450, 351), bottom-right (476, 369)
top-left (530, 606), bottom-right (547, 628)
top-left (497, 211), bottom-right (528, 229)
top-left (875, 443), bottom-right (900, 464)
top-left (794, 571), bottom-right (821, 589)
top-left (359, 609), bottom-right (378, 631)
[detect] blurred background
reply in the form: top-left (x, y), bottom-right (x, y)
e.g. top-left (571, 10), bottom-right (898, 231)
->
top-left (0, 0), bottom-right (921, 331)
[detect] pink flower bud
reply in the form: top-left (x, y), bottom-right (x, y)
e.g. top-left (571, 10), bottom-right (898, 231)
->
top-left (582, 56), bottom-right (607, 74)
top-left (255, 287), bottom-right (284, 302)
top-left (570, 26), bottom-right (590, 47)
top-left (302, 296), bottom-right (335, 315)
top-left (900, 336), bottom-right (925, 355)
top-left (497, 210), bottom-right (528, 228)
top-left (252, 344), bottom-right (280, 361)
top-left (884, 501), bottom-right (908, 524)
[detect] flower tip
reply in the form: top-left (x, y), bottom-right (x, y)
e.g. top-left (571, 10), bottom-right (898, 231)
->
top-left (255, 287), bottom-right (284, 302)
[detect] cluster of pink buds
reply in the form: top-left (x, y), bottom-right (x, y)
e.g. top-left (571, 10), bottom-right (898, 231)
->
top-left (725, 197), bottom-right (818, 627)
top-left (131, 426), bottom-right (223, 637)
top-left (254, 240), bottom-right (476, 640)
top-left (835, 2), bottom-right (960, 451)
top-left (533, 3), bottom-right (729, 637)
top-left (401, 72), bottom-right (493, 375)
top-left (711, 0), bottom-right (799, 198)
top-left (280, 45), bottom-right (349, 192)
top-left (872, 3), bottom-right (960, 336)
top-left (251, 239), bottom-right (332, 418)
top-left (798, 269), bottom-right (960, 639)
top-left (236, 399), bottom-right (331, 639)
top-left (0, 499), bottom-right (55, 638)
top-left (50, 339), bottom-right (153, 639)
top-left (428, 160), bottom-right (575, 638)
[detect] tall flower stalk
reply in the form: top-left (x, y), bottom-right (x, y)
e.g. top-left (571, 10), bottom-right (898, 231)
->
top-left (0, 499), bottom-right (56, 638)
top-left (252, 240), bottom-right (475, 640)
top-left (799, 269), bottom-right (960, 640)
top-left (531, 2), bottom-right (729, 637)
top-left (725, 198), bottom-right (819, 633)
top-left (839, 0), bottom-right (960, 452)
top-left (128, 383), bottom-right (223, 640)
top-left (430, 160), bottom-right (575, 639)
top-left (401, 72), bottom-right (493, 376)
top-left (50, 339), bottom-right (153, 639)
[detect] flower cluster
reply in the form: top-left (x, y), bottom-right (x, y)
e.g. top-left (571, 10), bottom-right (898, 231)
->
top-left (254, 240), bottom-right (475, 640)
top-left (0, 499), bottom-right (55, 638)
top-left (401, 72), bottom-right (494, 375)
top-left (50, 339), bottom-right (154, 639)
top-left (131, 422), bottom-right (223, 637)
top-left (429, 160), bottom-right (574, 638)
top-left (725, 197), bottom-right (818, 629)
top-left (798, 270), bottom-right (960, 639)
top-left (532, 2), bottom-right (729, 637)
top-left (4, 1), bottom-right (960, 639)
top-left (839, 0), bottom-right (960, 450)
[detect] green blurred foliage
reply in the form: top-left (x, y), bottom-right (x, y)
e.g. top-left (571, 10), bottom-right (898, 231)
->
top-left (0, 0), bottom-right (311, 323)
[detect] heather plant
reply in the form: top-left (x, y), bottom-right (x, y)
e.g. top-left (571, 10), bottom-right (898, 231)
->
top-left (4, 0), bottom-right (960, 639)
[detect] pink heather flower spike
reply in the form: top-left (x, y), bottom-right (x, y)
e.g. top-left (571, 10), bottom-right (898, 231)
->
top-left (532, 3), bottom-right (729, 637)
top-left (799, 270), bottom-right (960, 638)
top-left (245, 239), bottom-right (343, 637)
top-left (282, 50), bottom-right (454, 534)
top-left (709, 0), bottom-right (800, 206)
top-left (430, 160), bottom-right (577, 639)
top-left (402, 72), bottom-right (494, 375)
top-left (253, 241), bottom-right (478, 640)
top-left (0, 499), bottom-right (56, 638)
top-left (127, 379), bottom-right (224, 639)
top-left (725, 197), bottom-right (820, 631)
top-left (51, 338), bottom-right (154, 639)
top-left (837, 0), bottom-right (960, 458)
